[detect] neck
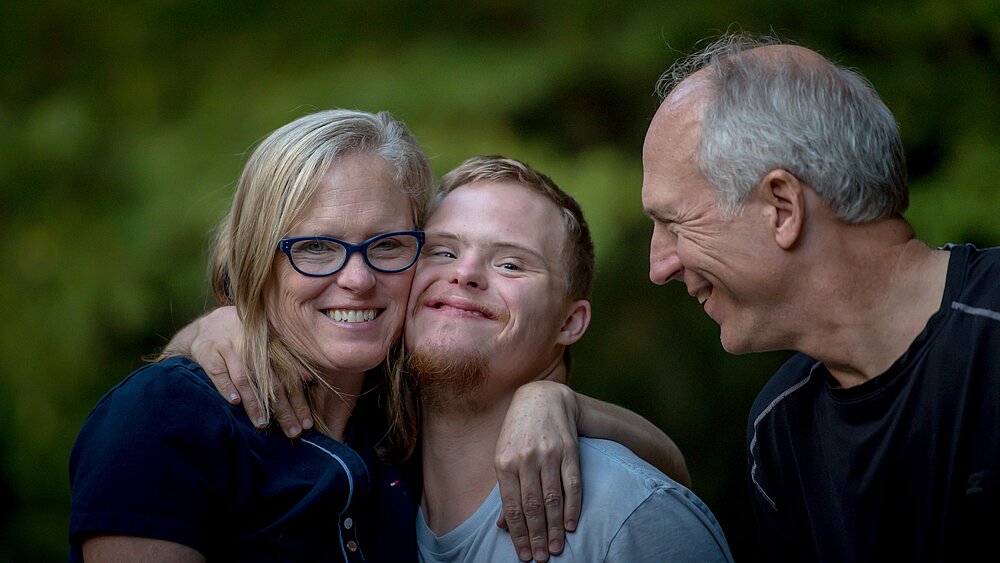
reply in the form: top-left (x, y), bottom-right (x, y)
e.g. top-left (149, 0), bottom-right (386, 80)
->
top-left (419, 399), bottom-right (508, 536)
top-left (310, 371), bottom-right (367, 441)
top-left (419, 355), bottom-right (567, 535)
top-left (789, 219), bottom-right (949, 387)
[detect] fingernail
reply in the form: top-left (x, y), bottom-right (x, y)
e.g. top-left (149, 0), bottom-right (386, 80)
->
top-left (534, 548), bottom-right (547, 561)
top-left (256, 416), bottom-right (267, 428)
top-left (228, 393), bottom-right (239, 403)
top-left (549, 540), bottom-right (563, 553)
top-left (566, 519), bottom-right (576, 531)
top-left (519, 549), bottom-right (532, 561)
top-left (288, 426), bottom-right (301, 437)
top-left (302, 418), bottom-right (313, 429)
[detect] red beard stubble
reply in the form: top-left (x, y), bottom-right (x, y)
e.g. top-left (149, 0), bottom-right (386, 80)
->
top-left (406, 341), bottom-right (491, 413)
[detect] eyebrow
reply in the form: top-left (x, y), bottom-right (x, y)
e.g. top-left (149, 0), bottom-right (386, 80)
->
top-left (426, 230), bottom-right (550, 263)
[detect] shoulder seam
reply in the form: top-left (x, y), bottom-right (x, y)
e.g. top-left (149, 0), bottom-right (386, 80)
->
top-left (748, 370), bottom-right (814, 512)
top-left (951, 301), bottom-right (1000, 322)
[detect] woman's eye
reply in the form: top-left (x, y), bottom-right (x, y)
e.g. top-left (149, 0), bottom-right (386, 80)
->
top-left (498, 262), bottom-right (521, 271)
top-left (372, 239), bottom-right (401, 251)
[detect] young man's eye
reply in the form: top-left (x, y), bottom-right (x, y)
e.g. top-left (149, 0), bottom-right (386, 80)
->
top-left (425, 247), bottom-right (456, 259)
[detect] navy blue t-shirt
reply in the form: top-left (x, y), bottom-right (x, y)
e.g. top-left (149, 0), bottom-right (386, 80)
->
top-left (69, 356), bottom-right (417, 562)
top-left (747, 244), bottom-right (1000, 562)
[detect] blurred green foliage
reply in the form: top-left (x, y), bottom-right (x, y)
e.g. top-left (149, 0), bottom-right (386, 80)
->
top-left (2, 1), bottom-right (998, 560)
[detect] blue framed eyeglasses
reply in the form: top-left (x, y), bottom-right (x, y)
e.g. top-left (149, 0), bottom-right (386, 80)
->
top-left (277, 231), bottom-right (425, 277)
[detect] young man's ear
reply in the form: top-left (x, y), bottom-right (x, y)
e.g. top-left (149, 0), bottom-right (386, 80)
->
top-left (757, 169), bottom-right (805, 250)
top-left (557, 300), bottom-right (591, 346)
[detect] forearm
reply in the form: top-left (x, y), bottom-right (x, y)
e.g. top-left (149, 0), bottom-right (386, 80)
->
top-left (575, 393), bottom-right (691, 488)
top-left (83, 536), bottom-right (205, 562)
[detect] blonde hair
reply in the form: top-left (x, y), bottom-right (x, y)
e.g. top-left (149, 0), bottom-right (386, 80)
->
top-left (211, 109), bottom-right (433, 435)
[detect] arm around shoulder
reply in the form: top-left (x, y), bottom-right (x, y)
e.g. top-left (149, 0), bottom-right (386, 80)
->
top-left (82, 535), bottom-right (206, 563)
top-left (574, 391), bottom-right (691, 488)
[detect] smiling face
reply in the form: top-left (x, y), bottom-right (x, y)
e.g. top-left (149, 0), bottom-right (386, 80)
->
top-left (405, 181), bottom-right (587, 400)
top-left (642, 75), bottom-right (783, 354)
top-left (266, 152), bottom-right (416, 376)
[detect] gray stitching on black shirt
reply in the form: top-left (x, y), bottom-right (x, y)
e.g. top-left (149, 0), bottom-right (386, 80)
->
top-left (951, 301), bottom-right (1000, 322)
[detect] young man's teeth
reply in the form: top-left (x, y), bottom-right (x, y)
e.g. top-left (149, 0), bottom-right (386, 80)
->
top-left (696, 289), bottom-right (711, 305)
top-left (327, 309), bottom-right (376, 323)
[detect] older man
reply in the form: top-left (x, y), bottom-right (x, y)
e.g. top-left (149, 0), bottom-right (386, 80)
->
top-left (407, 155), bottom-right (732, 562)
top-left (642, 33), bottom-right (999, 561)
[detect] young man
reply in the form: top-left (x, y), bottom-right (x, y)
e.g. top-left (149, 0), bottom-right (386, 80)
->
top-left (642, 33), bottom-right (999, 561)
top-left (407, 156), bottom-right (732, 562)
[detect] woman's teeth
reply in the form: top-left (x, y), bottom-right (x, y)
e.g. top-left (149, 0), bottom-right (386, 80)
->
top-left (326, 309), bottom-right (376, 323)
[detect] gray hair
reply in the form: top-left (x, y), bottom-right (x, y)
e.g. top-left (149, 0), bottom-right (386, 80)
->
top-left (657, 32), bottom-right (908, 223)
top-left (212, 108), bottom-right (433, 430)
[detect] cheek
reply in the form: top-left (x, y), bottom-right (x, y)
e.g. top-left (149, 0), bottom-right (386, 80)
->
top-left (676, 229), bottom-right (724, 266)
top-left (504, 287), bottom-right (554, 337)
top-left (673, 237), bottom-right (696, 267)
top-left (379, 270), bottom-right (417, 340)
top-left (266, 272), bottom-right (326, 328)
top-left (406, 266), bottom-right (438, 307)
top-left (382, 268), bottom-right (416, 308)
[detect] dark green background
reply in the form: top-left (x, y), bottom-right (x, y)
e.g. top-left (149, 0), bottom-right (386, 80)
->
top-left (3, 1), bottom-right (998, 560)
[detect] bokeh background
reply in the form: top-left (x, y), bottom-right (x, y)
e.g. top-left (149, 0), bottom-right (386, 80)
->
top-left (3, 1), bottom-right (998, 560)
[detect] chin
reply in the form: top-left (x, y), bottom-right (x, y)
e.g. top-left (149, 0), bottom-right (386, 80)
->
top-left (718, 329), bottom-right (752, 356)
top-left (411, 322), bottom-right (473, 351)
top-left (323, 346), bottom-right (392, 374)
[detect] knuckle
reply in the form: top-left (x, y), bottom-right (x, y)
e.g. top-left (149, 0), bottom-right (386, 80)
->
top-left (511, 534), bottom-right (530, 549)
top-left (495, 457), bottom-right (519, 473)
top-left (529, 439), bottom-right (555, 455)
top-left (563, 476), bottom-right (581, 495)
top-left (502, 504), bottom-right (525, 522)
top-left (543, 491), bottom-right (562, 508)
top-left (521, 497), bottom-right (544, 517)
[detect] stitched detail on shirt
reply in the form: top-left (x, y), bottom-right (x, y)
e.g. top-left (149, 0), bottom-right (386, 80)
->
top-left (748, 370), bottom-right (815, 512)
top-left (951, 301), bottom-right (1000, 322)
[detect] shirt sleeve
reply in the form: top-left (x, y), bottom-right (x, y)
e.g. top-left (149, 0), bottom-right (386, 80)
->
top-left (604, 487), bottom-right (735, 563)
top-left (69, 359), bottom-right (237, 553)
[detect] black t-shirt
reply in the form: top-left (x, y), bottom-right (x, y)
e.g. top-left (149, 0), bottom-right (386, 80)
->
top-left (747, 244), bottom-right (1000, 562)
top-left (70, 356), bottom-right (417, 562)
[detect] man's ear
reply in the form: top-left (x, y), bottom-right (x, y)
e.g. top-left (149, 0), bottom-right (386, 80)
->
top-left (757, 169), bottom-right (804, 250)
top-left (557, 299), bottom-right (591, 346)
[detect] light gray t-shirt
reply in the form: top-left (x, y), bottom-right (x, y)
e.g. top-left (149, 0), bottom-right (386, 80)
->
top-left (416, 438), bottom-right (734, 562)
